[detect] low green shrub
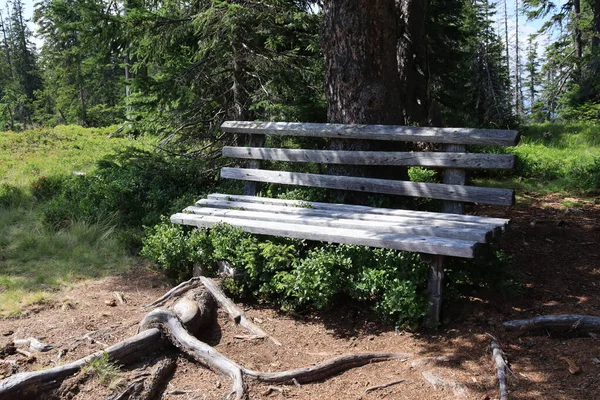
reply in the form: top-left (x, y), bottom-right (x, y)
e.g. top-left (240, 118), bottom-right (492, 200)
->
top-left (0, 184), bottom-right (30, 208)
top-left (140, 218), bottom-right (213, 280)
top-left (141, 221), bottom-right (431, 325)
top-left (40, 147), bottom-right (215, 230)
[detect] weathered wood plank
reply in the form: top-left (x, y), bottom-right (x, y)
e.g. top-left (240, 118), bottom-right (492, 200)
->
top-left (170, 213), bottom-right (480, 258)
top-left (222, 147), bottom-right (516, 169)
top-left (206, 194), bottom-right (510, 227)
top-left (220, 168), bottom-right (515, 206)
top-left (195, 199), bottom-right (504, 238)
top-left (184, 206), bottom-right (494, 242)
top-left (221, 121), bottom-right (521, 146)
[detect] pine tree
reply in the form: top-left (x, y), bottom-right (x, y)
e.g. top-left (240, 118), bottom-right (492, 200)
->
top-left (34, 0), bottom-right (125, 126)
top-left (525, 35), bottom-right (541, 116)
top-left (0, 0), bottom-right (41, 128)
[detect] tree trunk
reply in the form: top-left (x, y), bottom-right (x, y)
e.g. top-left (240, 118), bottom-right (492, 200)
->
top-left (397, 0), bottom-right (428, 126)
top-left (321, 0), bottom-right (427, 197)
top-left (574, 0), bottom-right (583, 59)
top-left (594, 0), bottom-right (600, 52)
top-left (322, 0), bottom-right (403, 126)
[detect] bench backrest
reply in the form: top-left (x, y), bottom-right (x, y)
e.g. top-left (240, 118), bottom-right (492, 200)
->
top-left (219, 121), bottom-right (520, 212)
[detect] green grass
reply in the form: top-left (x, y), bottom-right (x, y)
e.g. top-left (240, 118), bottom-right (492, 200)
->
top-left (0, 125), bottom-right (155, 187)
top-left (0, 205), bottom-right (132, 316)
top-left (82, 352), bottom-right (123, 388)
top-left (476, 122), bottom-right (600, 194)
top-left (0, 125), bottom-right (155, 316)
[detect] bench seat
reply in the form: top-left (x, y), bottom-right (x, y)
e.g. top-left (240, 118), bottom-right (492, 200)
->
top-left (171, 193), bottom-right (509, 258)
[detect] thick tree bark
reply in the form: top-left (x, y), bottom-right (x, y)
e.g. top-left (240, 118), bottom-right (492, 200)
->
top-left (321, 0), bottom-right (427, 194)
top-left (397, 0), bottom-right (428, 126)
top-left (322, 0), bottom-right (403, 126)
top-left (594, 0), bottom-right (600, 52)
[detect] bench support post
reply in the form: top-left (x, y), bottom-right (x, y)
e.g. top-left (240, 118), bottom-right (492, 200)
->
top-left (424, 255), bottom-right (445, 328)
top-left (243, 134), bottom-right (266, 196)
top-left (442, 144), bottom-right (466, 214)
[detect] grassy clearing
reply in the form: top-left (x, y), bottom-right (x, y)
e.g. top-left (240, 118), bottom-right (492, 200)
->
top-left (0, 125), bottom-right (155, 187)
top-left (0, 126), bottom-right (154, 316)
top-left (477, 122), bottom-right (600, 195)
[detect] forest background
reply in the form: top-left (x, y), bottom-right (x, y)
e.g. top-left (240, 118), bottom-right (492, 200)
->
top-left (1, 0), bottom-right (600, 324)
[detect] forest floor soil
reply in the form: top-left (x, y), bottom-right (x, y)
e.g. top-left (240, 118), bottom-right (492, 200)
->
top-left (1, 192), bottom-right (599, 400)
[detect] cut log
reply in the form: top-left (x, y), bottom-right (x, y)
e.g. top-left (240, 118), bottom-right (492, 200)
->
top-left (503, 315), bottom-right (600, 334)
top-left (220, 167), bottom-right (515, 206)
top-left (206, 193), bottom-right (511, 226)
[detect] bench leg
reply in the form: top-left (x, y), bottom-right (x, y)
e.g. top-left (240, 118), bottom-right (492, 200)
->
top-left (424, 255), bottom-right (445, 329)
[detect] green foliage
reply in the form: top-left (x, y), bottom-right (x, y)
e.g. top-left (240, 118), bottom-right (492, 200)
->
top-left (140, 218), bottom-right (212, 280)
top-left (428, 0), bottom-right (514, 128)
top-left (41, 147), bottom-right (214, 229)
top-left (408, 167), bottom-right (439, 183)
top-left (0, 184), bottom-right (29, 208)
top-left (0, 125), bottom-right (153, 187)
top-left (141, 222), bottom-right (430, 325)
top-left (446, 250), bottom-right (521, 299)
top-left (0, 206), bottom-right (131, 316)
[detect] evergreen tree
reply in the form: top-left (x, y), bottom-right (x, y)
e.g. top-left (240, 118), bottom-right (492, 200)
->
top-left (0, 0), bottom-right (41, 129)
top-left (34, 0), bottom-right (124, 127)
top-left (122, 0), bottom-right (324, 149)
top-left (429, 0), bottom-right (514, 127)
top-left (525, 35), bottom-right (541, 117)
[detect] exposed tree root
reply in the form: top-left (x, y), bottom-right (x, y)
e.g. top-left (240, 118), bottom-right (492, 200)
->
top-left (199, 277), bottom-right (282, 346)
top-left (503, 314), bottom-right (600, 334)
top-left (143, 277), bottom-right (201, 310)
top-left (0, 329), bottom-right (165, 399)
top-left (0, 278), bottom-right (412, 400)
top-left (488, 334), bottom-right (509, 400)
top-left (243, 352), bottom-right (411, 384)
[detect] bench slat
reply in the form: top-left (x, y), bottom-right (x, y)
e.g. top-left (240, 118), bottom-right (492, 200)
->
top-left (221, 121), bottom-right (520, 146)
top-left (171, 212), bottom-right (480, 258)
top-left (196, 199), bottom-right (504, 238)
top-left (222, 147), bottom-right (516, 169)
top-left (207, 194), bottom-right (510, 227)
top-left (184, 206), bottom-right (494, 242)
top-left (221, 168), bottom-right (515, 206)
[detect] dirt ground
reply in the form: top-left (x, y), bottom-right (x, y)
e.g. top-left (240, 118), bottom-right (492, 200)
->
top-left (1, 193), bottom-right (599, 400)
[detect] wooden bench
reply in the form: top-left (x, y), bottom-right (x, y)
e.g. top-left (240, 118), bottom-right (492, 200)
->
top-left (171, 121), bottom-right (520, 327)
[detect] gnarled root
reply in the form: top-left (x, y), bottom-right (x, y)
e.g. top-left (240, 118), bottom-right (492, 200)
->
top-left (503, 314), bottom-right (600, 334)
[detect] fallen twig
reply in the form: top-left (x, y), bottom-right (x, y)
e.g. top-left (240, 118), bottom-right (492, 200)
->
top-left (262, 386), bottom-right (284, 396)
top-left (13, 338), bottom-right (54, 353)
top-left (364, 379), bottom-right (407, 394)
top-left (113, 292), bottom-right (126, 305)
